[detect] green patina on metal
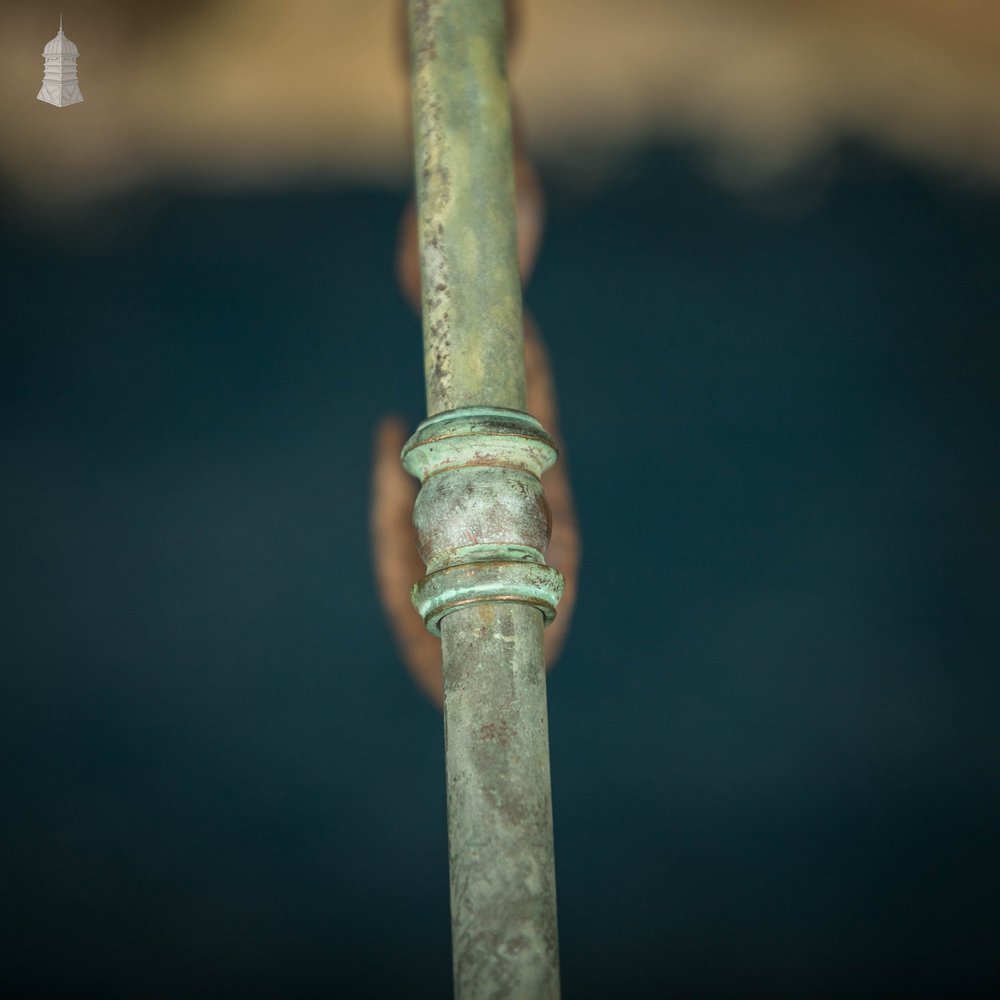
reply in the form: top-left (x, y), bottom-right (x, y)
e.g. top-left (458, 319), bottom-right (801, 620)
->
top-left (403, 408), bottom-right (565, 636)
top-left (441, 601), bottom-right (560, 999)
top-left (413, 559), bottom-right (564, 635)
top-left (402, 407), bottom-right (558, 480)
top-left (406, 2), bottom-right (563, 997)
top-left (409, 0), bottom-right (524, 416)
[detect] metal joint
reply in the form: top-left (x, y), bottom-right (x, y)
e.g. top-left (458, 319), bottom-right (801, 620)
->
top-left (402, 406), bottom-right (565, 635)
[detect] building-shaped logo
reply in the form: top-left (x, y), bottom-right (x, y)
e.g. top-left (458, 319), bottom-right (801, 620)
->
top-left (37, 16), bottom-right (84, 108)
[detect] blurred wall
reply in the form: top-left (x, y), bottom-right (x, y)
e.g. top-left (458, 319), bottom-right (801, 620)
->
top-left (3, 0), bottom-right (1000, 208)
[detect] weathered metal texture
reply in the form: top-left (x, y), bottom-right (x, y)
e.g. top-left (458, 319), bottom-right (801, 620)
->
top-left (403, 407), bottom-right (564, 636)
top-left (402, 407), bottom-right (557, 481)
top-left (406, 2), bottom-right (562, 996)
top-left (414, 560), bottom-right (563, 636)
top-left (409, 0), bottom-right (525, 416)
top-left (402, 405), bottom-right (563, 997)
top-left (442, 601), bottom-right (560, 999)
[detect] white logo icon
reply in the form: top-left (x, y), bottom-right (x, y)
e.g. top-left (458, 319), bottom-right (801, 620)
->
top-left (37, 15), bottom-right (84, 108)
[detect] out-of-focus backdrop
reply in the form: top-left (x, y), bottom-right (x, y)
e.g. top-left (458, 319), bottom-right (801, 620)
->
top-left (2, 2), bottom-right (998, 997)
top-left (4, 0), bottom-right (1000, 207)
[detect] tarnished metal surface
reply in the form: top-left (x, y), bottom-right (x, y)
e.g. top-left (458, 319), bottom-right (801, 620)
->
top-left (413, 559), bottom-right (563, 636)
top-left (409, 0), bottom-right (525, 416)
top-left (403, 405), bottom-right (563, 993)
top-left (406, 2), bottom-right (562, 996)
top-left (402, 407), bottom-right (557, 481)
top-left (404, 407), bottom-right (565, 639)
top-left (442, 602), bottom-right (560, 999)
top-left (415, 469), bottom-right (552, 572)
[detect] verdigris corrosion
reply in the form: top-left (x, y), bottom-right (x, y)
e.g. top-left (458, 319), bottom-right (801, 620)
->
top-left (405, 1), bottom-right (563, 997)
top-left (410, 0), bottom-right (525, 416)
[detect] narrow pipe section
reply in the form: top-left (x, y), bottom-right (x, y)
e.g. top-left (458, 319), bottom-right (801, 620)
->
top-left (408, 0), bottom-right (526, 415)
top-left (442, 602), bottom-right (560, 999)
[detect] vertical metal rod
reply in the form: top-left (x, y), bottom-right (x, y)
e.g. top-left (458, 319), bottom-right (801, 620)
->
top-left (409, 0), bottom-right (525, 416)
top-left (406, 1), bottom-right (561, 996)
top-left (441, 602), bottom-right (559, 998)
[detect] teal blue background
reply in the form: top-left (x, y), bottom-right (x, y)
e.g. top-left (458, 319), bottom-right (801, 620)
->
top-left (2, 148), bottom-right (999, 996)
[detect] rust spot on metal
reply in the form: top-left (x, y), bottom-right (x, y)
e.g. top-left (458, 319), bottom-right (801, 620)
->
top-left (479, 720), bottom-right (511, 746)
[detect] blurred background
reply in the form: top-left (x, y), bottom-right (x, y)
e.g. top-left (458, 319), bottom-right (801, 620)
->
top-left (2, 1), bottom-right (999, 996)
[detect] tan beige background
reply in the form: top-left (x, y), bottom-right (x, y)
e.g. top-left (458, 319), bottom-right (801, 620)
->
top-left (5, 0), bottom-right (1000, 206)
